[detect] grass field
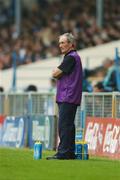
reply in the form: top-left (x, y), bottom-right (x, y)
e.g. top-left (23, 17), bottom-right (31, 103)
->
top-left (0, 148), bottom-right (120, 180)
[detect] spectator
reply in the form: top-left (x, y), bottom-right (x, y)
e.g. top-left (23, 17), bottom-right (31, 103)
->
top-left (82, 69), bottom-right (93, 92)
top-left (0, 86), bottom-right (4, 92)
top-left (25, 84), bottom-right (37, 92)
top-left (93, 81), bottom-right (105, 92)
top-left (103, 64), bottom-right (119, 91)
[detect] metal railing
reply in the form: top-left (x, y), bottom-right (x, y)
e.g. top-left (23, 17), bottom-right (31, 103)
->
top-left (82, 92), bottom-right (113, 118)
top-left (0, 92), bottom-right (120, 128)
top-left (0, 93), bottom-right (5, 115)
top-left (0, 92), bottom-right (56, 116)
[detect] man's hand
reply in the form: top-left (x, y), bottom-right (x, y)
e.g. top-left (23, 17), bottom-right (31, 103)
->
top-left (52, 68), bottom-right (63, 79)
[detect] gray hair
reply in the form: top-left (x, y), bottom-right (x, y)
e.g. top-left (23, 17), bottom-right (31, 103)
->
top-left (60, 33), bottom-right (76, 44)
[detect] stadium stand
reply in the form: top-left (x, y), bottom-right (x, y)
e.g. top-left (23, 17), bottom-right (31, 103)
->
top-left (0, 0), bottom-right (120, 70)
top-left (0, 0), bottom-right (120, 92)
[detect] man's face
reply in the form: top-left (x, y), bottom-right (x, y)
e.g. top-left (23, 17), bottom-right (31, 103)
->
top-left (59, 36), bottom-right (73, 54)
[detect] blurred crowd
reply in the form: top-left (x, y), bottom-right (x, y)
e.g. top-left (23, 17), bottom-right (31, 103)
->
top-left (82, 58), bottom-right (119, 92)
top-left (0, 0), bottom-right (120, 70)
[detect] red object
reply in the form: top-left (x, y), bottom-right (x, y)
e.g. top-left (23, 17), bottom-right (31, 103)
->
top-left (85, 117), bottom-right (120, 159)
top-left (0, 115), bottom-right (5, 124)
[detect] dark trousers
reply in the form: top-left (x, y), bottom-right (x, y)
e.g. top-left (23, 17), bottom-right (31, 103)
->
top-left (57, 102), bottom-right (77, 158)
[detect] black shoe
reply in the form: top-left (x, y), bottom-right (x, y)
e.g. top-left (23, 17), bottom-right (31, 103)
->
top-left (46, 155), bottom-right (58, 160)
top-left (46, 155), bottom-right (75, 160)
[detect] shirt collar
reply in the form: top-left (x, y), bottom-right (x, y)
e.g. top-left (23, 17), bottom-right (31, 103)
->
top-left (64, 50), bottom-right (76, 56)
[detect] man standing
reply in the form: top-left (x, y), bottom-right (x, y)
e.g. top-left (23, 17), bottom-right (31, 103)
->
top-left (47, 33), bottom-right (83, 160)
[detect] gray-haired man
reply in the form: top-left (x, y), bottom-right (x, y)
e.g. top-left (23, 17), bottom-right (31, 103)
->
top-left (47, 33), bottom-right (83, 160)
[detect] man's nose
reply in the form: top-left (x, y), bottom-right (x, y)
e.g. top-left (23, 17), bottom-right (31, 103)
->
top-left (59, 44), bottom-right (62, 48)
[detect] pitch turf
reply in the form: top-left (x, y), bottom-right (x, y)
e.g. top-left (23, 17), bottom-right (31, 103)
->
top-left (0, 148), bottom-right (120, 180)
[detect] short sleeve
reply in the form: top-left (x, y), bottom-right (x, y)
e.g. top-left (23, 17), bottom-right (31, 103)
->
top-left (58, 55), bottom-right (76, 74)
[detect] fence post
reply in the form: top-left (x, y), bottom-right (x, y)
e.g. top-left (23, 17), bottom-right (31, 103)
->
top-left (11, 51), bottom-right (17, 92)
top-left (3, 94), bottom-right (9, 115)
top-left (112, 92), bottom-right (117, 118)
top-left (27, 93), bottom-right (32, 115)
